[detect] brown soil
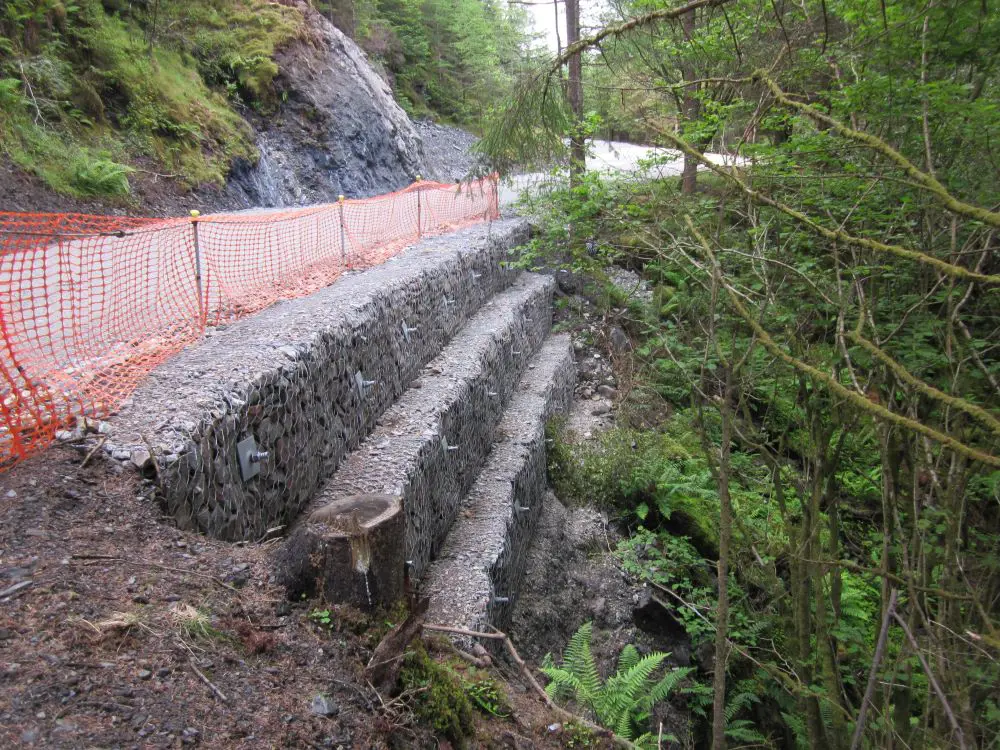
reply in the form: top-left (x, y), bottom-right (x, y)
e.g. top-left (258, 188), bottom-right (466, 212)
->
top-left (0, 446), bottom-right (613, 749)
top-left (0, 158), bottom-right (245, 218)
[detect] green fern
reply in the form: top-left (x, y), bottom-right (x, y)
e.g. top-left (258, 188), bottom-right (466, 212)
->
top-left (540, 621), bottom-right (693, 743)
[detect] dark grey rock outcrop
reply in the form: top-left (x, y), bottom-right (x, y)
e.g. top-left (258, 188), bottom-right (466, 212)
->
top-left (227, 2), bottom-right (429, 207)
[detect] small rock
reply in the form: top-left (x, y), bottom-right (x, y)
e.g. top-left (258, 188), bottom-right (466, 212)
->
top-left (592, 402), bottom-right (611, 416)
top-left (310, 694), bottom-right (339, 717)
top-left (20, 728), bottom-right (39, 744)
top-left (157, 667), bottom-right (171, 678)
top-left (597, 385), bottom-right (618, 399)
top-left (609, 326), bottom-right (631, 353)
top-left (275, 601), bottom-right (291, 617)
top-left (4, 489), bottom-right (15, 498)
top-left (410, 379), bottom-right (423, 389)
top-left (580, 387), bottom-right (593, 399)
top-left (129, 448), bottom-right (152, 470)
top-left (137, 669), bottom-right (153, 681)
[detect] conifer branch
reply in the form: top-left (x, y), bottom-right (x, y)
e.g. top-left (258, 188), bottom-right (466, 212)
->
top-left (684, 217), bottom-right (1000, 468)
top-left (656, 128), bottom-right (1000, 285)
top-left (546, 0), bottom-right (736, 79)
top-left (756, 72), bottom-right (1000, 230)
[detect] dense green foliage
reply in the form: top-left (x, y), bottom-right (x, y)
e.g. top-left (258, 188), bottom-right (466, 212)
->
top-left (492, 0), bottom-right (1000, 746)
top-left (312, 0), bottom-right (535, 124)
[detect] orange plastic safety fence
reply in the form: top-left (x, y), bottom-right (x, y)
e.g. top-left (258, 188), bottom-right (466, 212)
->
top-left (0, 176), bottom-right (499, 469)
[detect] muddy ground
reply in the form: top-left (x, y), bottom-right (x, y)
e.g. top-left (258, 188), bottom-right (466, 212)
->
top-left (0, 443), bottom-right (618, 749)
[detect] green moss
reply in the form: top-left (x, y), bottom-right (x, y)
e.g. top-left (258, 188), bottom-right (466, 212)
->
top-left (0, 0), bottom-right (302, 197)
top-left (400, 645), bottom-right (475, 745)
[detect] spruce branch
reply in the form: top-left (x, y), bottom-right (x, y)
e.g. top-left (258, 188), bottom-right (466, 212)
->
top-left (756, 71), bottom-right (1000, 230)
top-left (683, 216), bottom-right (1000, 468)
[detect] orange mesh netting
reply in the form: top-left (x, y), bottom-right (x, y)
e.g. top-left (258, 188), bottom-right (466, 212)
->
top-left (0, 176), bottom-right (499, 469)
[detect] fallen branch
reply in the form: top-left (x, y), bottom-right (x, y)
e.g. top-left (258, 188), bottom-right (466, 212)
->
top-left (189, 659), bottom-right (228, 703)
top-left (80, 435), bottom-right (109, 469)
top-left (422, 623), bottom-right (638, 749)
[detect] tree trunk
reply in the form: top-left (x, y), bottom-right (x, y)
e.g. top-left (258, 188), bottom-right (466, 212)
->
top-left (565, 0), bottom-right (585, 186)
top-left (680, 7), bottom-right (699, 194)
top-left (711, 369), bottom-right (733, 750)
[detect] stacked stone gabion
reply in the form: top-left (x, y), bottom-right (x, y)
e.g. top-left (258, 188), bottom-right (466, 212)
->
top-left (104, 220), bottom-right (527, 541)
top-left (423, 335), bottom-right (575, 638)
top-left (276, 273), bottom-right (555, 594)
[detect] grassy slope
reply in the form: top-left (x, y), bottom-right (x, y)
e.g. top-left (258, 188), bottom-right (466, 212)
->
top-left (0, 0), bottom-right (303, 202)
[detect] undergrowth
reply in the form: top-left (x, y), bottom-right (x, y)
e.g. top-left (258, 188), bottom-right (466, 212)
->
top-left (0, 0), bottom-right (302, 197)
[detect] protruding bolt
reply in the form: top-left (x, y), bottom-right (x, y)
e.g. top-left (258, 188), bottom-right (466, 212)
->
top-left (488, 391), bottom-right (498, 397)
top-left (512, 350), bottom-right (522, 356)
top-left (471, 272), bottom-right (482, 280)
top-left (493, 596), bottom-right (510, 604)
top-left (515, 505), bottom-right (530, 513)
top-left (443, 297), bottom-right (454, 307)
top-left (249, 450), bottom-right (269, 463)
top-left (447, 444), bottom-right (460, 452)
top-left (356, 371), bottom-right (376, 396)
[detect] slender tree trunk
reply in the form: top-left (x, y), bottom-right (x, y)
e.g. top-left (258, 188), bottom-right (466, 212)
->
top-left (680, 7), bottom-right (699, 194)
top-left (565, 0), bottom-right (585, 186)
top-left (711, 367), bottom-right (733, 750)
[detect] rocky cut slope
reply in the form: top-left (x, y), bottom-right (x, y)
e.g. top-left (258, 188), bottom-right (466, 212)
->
top-left (226, 1), bottom-right (430, 208)
top-left (0, 0), bottom-right (464, 215)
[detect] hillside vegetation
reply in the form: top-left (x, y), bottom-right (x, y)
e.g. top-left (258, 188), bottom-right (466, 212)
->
top-left (0, 0), bottom-right (529, 202)
top-left (486, 0), bottom-right (1000, 746)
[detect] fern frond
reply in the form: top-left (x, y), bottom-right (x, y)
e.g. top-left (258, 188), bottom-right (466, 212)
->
top-left (618, 643), bottom-right (640, 673)
top-left (644, 666), bottom-right (694, 707)
top-left (598, 652), bottom-right (668, 729)
top-left (724, 687), bottom-right (760, 722)
top-left (564, 622), bottom-right (602, 700)
top-left (540, 665), bottom-right (587, 701)
top-left (725, 719), bottom-right (769, 744)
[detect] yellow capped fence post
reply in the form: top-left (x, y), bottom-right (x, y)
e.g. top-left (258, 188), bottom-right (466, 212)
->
top-left (338, 195), bottom-right (346, 268)
top-left (189, 210), bottom-right (206, 327)
top-left (415, 175), bottom-right (422, 239)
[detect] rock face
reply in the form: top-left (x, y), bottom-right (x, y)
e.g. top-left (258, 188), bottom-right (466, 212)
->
top-left (228, 2), bottom-right (429, 207)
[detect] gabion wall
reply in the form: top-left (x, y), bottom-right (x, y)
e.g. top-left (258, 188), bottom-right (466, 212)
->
top-left (105, 221), bottom-right (528, 540)
top-left (423, 335), bottom-right (575, 637)
top-left (277, 273), bottom-right (556, 593)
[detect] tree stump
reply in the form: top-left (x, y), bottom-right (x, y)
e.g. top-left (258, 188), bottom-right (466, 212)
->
top-left (276, 494), bottom-right (405, 611)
